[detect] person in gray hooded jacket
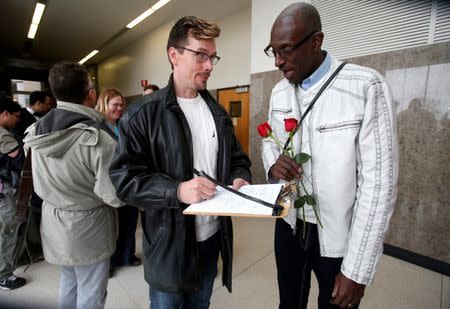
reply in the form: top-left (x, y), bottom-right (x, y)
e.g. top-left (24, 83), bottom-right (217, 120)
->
top-left (24, 62), bottom-right (122, 309)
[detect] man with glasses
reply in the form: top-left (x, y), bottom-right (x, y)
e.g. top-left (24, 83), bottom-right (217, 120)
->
top-left (261, 3), bottom-right (398, 309)
top-left (24, 62), bottom-right (123, 308)
top-left (0, 98), bottom-right (26, 291)
top-left (110, 16), bottom-right (251, 309)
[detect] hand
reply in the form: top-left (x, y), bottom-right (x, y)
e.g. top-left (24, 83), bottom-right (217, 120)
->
top-left (177, 177), bottom-right (217, 204)
top-left (269, 154), bottom-right (303, 182)
top-left (232, 178), bottom-right (249, 190)
top-left (331, 272), bottom-right (365, 308)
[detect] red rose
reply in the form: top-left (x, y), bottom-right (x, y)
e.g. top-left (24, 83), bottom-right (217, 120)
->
top-left (257, 122), bottom-right (272, 137)
top-left (284, 118), bottom-right (298, 132)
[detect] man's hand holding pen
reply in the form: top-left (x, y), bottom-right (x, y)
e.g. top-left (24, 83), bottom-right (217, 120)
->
top-left (177, 177), bottom-right (217, 204)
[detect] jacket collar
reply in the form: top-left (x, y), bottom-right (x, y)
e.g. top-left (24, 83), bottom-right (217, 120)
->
top-left (163, 74), bottom-right (223, 117)
top-left (57, 100), bottom-right (103, 123)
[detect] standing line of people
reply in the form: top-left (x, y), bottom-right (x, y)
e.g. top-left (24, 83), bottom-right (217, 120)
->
top-left (0, 3), bottom-right (398, 309)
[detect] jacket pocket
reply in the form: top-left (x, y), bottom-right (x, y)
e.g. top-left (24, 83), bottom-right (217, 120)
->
top-left (142, 207), bottom-right (166, 252)
top-left (316, 120), bottom-right (362, 133)
top-left (272, 107), bottom-right (292, 114)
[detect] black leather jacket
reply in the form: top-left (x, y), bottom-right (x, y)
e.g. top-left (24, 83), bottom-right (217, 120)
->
top-left (109, 75), bottom-right (251, 294)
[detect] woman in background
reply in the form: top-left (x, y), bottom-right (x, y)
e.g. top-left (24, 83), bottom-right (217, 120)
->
top-left (96, 89), bottom-right (141, 277)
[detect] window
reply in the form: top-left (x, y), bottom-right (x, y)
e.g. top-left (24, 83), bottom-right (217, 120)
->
top-left (11, 79), bottom-right (43, 107)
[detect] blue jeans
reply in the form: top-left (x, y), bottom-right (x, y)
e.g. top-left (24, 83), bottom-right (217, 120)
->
top-left (59, 259), bottom-right (110, 309)
top-left (149, 231), bottom-right (220, 309)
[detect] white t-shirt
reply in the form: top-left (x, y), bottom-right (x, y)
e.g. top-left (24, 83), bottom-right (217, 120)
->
top-left (178, 94), bottom-right (220, 242)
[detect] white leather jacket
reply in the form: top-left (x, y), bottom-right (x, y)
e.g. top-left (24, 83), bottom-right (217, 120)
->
top-left (262, 56), bottom-right (399, 285)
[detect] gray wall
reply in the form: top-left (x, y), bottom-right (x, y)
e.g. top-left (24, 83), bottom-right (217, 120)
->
top-left (249, 42), bottom-right (450, 264)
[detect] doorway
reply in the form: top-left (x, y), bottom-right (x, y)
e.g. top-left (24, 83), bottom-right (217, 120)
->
top-left (217, 86), bottom-right (250, 154)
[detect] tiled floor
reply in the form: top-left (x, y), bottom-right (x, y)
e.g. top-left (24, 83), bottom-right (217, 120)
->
top-left (2, 218), bottom-right (448, 308)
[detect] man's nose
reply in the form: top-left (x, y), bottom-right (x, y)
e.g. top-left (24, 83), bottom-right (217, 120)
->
top-left (274, 53), bottom-right (284, 68)
top-left (204, 58), bottom-right (213, 71)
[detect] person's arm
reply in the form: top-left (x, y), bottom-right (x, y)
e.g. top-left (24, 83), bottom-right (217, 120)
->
top-left (93, 135), bottom-right (124, 207)
top-left (7, 148), bottom-right (19, 158)
top-left (332, 77), bottom-right (399, 308)
top-left (109, 107), bottom-right (182, 208)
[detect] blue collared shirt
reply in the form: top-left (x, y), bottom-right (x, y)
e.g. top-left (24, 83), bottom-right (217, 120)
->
top-left (300, 52), bottom-right (331, 90)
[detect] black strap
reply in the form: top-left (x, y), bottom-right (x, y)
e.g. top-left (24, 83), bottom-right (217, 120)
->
top-left (193, 169), bottom-right (284, 216)
top-left (15, 148), bottom-right (33, 221)
top-left (283, 62), bottom-right (346, 150)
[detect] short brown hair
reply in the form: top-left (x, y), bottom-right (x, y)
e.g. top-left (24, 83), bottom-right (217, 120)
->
top-left (49, 61), bottom-right (90, 104)
top-left (166, 16), bottom-right (220, 68)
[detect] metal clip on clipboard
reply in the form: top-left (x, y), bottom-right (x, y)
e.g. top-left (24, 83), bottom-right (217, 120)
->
top-left (193, 169), bottom-right (284, 216)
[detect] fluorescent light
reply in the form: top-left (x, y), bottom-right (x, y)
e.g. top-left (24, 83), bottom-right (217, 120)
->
top-left (79, 50), bottom-right (99, 64)
top-left (27, 2), bottom-right (46, 39)
top-left (126, 0), bottom-right (171, 29)
top-left (28, 24), bottom-right (38, 39)
top-left (32, 2), bottom-right (46, 24)
top-left (126, 8), bottom-right (155, 29)
top-left (151, 0), bottom-right (171, 11)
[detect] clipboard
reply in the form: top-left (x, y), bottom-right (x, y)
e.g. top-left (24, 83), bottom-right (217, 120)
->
top-left (183, 170), bottom-right (291, 218)
top-left (183, 192), bottom-right (290, 218)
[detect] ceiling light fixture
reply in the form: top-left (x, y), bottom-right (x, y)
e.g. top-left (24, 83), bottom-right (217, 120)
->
top-left (151, 0), bottom-right (171, 11)
top-left (79, 50), bottom-right (99, 65)
top-left (126, 0), bottom-right (171, 29)
top-left (27, 2), bottom-right (46, 39)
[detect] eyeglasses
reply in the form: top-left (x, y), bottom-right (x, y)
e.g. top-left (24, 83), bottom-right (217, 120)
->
top-left (108, 102), bottom-right (124, 109)
top-left (177, 47), bottom-right (221, 65)
top-left (264, 31), bottom-right (317, 58)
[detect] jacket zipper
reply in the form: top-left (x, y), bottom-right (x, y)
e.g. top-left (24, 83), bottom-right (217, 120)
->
top-left (316, 120), bottom-right (362, 133)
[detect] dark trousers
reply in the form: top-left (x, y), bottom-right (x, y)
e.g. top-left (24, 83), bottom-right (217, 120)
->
top-left (111, 205), bottom-right (139, 267)
top-left (149, 231), bottom-right (220, 309)
top-left (275, 218), bottom-right (357, 309)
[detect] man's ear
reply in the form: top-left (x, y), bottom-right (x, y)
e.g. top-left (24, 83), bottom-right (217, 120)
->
top-left (312, 32), bottom-right (324, 52)
top-left (84, 88), bottom-right (97, 108)
top-left (168, 47), bottom-right (178, 67)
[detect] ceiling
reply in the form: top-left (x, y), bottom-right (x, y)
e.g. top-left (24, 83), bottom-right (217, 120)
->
top-left (0, 0), bottom-right (251, 68)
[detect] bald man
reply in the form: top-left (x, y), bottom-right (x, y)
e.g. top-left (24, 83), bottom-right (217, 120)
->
top-left (261, 3), bottom-right (398, 309)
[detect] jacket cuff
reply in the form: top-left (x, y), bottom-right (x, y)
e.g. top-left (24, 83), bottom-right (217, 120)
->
top-left (167, 180), bottom-right (182, 208)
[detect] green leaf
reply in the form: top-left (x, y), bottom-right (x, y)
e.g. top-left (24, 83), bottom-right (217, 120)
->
top-left (294, 152), bottom-right (311, 164)
top-left (304, 195), bottom-right (316, 205)
top-left (294, 196), bottom-right (306, 209)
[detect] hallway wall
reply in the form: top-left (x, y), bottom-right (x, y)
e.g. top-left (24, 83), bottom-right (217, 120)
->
top-left (97, 8), bottom-right (251, 96)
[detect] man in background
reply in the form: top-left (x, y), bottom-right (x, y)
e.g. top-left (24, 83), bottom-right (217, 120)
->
top-left (0, 97), bottom-right (26, 291)
top-left (13, 91), bottom-right (53, 142)
top-left (143, 84), bottom-right (160, 95)
top-left (24, 62), bottom-right (122, 308)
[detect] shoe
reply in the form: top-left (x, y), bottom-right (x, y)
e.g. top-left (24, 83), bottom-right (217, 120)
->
top-left (0, 274), bottom-right (26, 290)
top-left (130, 256), bottom-right (141, 266)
